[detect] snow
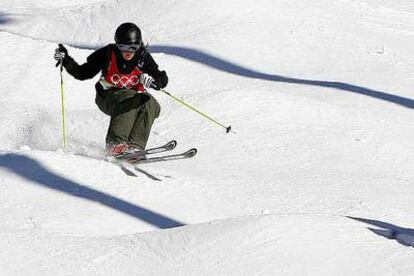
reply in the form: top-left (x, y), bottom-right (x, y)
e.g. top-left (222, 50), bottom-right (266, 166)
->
top-left (0, 0), bottom-right (413, 274)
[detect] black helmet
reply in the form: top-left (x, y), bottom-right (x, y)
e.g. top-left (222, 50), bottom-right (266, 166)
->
top-left (114, 23), bottom-right (142, 51)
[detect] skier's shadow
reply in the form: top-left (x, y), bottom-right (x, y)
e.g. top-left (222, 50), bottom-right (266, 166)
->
top-left (349, 216), bottom-right (414, 247)
top-left (0, 153), bottom-right (184, 229)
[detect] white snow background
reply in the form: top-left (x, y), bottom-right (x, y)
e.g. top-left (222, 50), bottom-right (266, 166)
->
top-left (0, 0), bottom-right (413, 274)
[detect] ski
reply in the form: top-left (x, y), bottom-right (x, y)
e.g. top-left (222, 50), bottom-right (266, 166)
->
top-left (129, 148), bottom-right (197, 165)
top-left (115, 140), bottom-right (177, 160)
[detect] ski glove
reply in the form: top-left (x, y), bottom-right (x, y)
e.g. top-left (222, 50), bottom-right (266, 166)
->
top-left (54, 44), bottom-right (68, 66)
top-left (139, 73), bottom-right (155, 89)
top-left (152, 70), bottom-right (168, 90)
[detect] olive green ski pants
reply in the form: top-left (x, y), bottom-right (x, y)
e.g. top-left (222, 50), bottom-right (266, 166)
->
top-left (95, 88), bottom-right (160, 149)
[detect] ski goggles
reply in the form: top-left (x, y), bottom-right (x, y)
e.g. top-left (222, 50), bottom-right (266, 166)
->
top-left (117, 42), bottom-right (141, 53)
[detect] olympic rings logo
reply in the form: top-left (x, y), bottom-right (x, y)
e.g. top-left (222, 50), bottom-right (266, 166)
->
top-left (110, 74), bottom-right (140, 89)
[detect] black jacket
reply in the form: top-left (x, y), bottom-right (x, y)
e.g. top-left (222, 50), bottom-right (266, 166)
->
top-left (62, 44), bottom-right (168, 91)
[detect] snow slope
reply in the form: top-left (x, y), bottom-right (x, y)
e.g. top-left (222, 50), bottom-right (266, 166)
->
top-left (0, 0), bottom-right (413, 274)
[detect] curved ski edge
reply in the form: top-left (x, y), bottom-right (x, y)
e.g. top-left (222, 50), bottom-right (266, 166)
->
top-left (185, 148), bottom-right (197, 157)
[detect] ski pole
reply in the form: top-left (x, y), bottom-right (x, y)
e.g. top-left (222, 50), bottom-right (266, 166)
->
top-left (159, 89), bottom-right (235, 134)
top-left (59, 63), bottom-right (67, 150)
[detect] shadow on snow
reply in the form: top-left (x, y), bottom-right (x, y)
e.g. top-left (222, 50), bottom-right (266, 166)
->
top-left (150, 45), bottom-right (414, 109)
top-left (0, 153), bottom-right (184, 229)
top-left (349, 216), bottom-right (414, 247)
top-left (0, 12), bottom-right (14, 25)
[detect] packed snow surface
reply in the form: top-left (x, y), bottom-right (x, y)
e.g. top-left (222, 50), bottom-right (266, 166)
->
top-left (0, 0), bottom-right (413, 274)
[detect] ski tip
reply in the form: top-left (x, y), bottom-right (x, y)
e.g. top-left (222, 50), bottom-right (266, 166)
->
top-left (165, 140), bottom-right (178, 150)
top-left (186, 148), bottom-right (198, 157)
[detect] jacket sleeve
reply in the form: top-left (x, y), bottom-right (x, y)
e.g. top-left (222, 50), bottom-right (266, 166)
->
top-left (62, 47), bottom-right (108, 81)
top-left (142, 50), bottom-right (169, 89)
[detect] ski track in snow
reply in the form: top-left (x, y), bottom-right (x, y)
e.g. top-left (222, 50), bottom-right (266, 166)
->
top-left (0, 0), bottom-right (413, 274)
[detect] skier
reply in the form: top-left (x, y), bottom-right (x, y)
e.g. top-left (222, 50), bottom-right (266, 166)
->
top-left (54, 22), bottom-right (168, 155)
